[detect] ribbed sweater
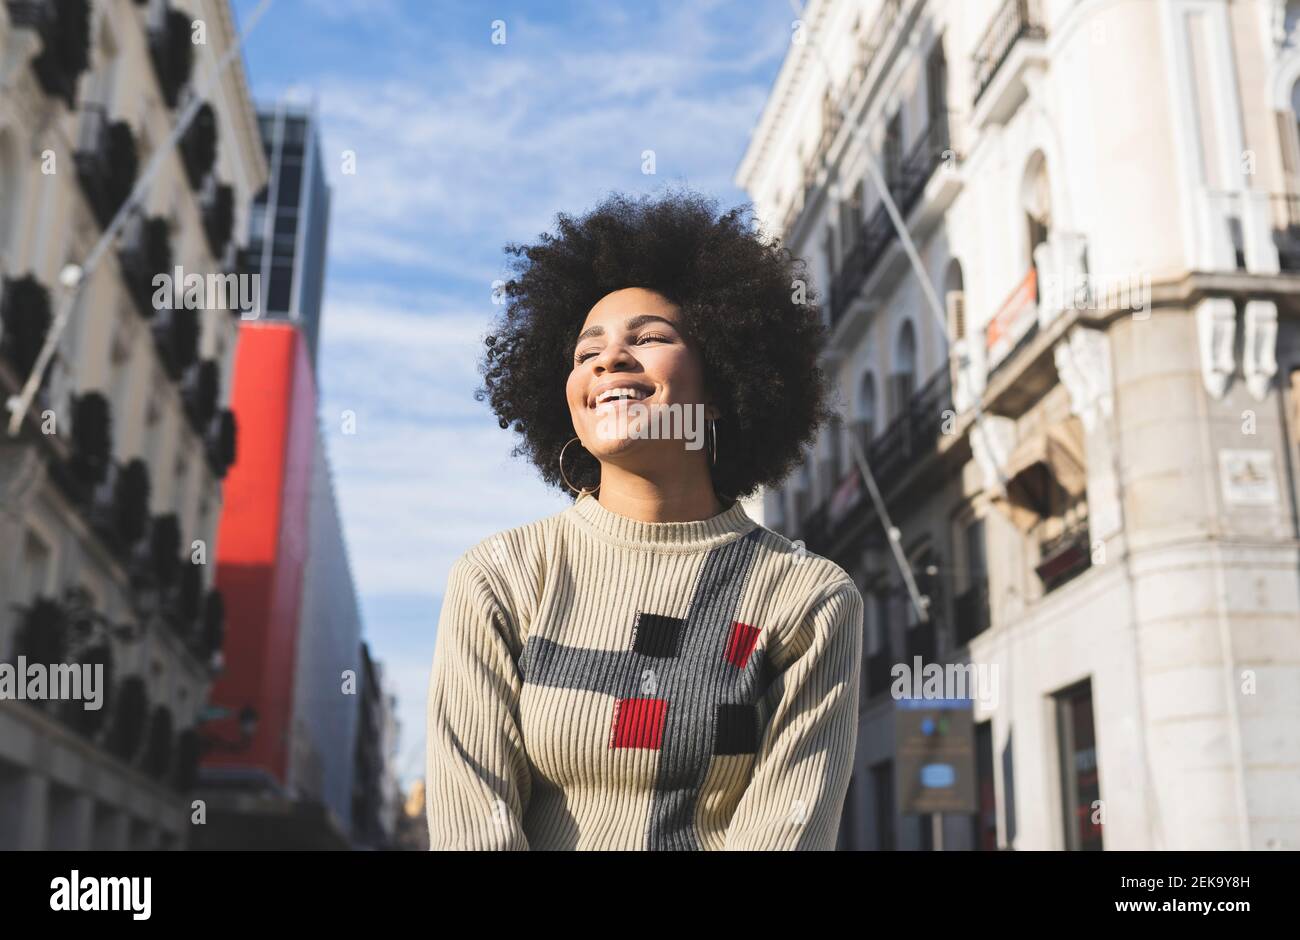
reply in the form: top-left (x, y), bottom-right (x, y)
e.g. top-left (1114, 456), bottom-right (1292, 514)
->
top-left (425, 491), bottom-right (863, 851)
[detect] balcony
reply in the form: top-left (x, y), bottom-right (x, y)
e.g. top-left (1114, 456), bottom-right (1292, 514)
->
top-left (7, 0), bottom-right (91, 108)
top-left (829, 117), bottom-right (952, 328)
top-left (205, 407), bottom-right (237, 479)
top-left (971, 0), bottom-right (1047, 128)
top-left (200, 176), bottom-right (235, 260)
top-left (789, 370), bottom-right (951, 569)
top-left (1035, 522), bottom-right (1092, 592)
top-left (179, 100), bottom-right (217, 190)
top-left (0, 273), bottom-right (52, 384)
top-left (147, 4), bottom-right (194, 109)
top-left (74, 104), bottom-right (139, 230)
top-left (953, 582), bottom-right (990, 647)
top-left (117, 213), bottom-right (172, 320)
top-left (985, 267), bottom-right (1039, 377)
top-left (868, 366), bottom-right (952, 494)
top-left (151, 306), bottom-right (199, 381)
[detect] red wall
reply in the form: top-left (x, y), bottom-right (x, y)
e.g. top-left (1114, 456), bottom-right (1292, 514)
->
top-left (208, 323), bottom-right (317, 785)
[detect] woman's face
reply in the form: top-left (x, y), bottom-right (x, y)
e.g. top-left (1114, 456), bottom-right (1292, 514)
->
top-left (565, 286), bottom-right (713, 473)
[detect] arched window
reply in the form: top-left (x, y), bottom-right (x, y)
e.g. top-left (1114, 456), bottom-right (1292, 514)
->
top-left (1022, 151), bottom-right (1052, 296)
top-left (889, 320), bottom-right (917, 420)
top-left (944, 259), bottom-right (966, 343)
top-left (855, 371), bottom-right (877, 454)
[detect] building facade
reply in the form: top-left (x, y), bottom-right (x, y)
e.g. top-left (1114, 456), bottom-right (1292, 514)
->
top-left (0, 0), bottom-right (267, 848)
top-left (351, 641), bottom-right (398, 850)
top-left (737, 0), bottom-right (1300, 850)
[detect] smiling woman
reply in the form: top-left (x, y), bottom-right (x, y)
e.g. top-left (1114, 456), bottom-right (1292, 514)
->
top-left (425, 187), bottom-right (864, 851)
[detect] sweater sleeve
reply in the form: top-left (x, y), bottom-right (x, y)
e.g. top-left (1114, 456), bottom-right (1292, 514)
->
top-left (723, 579), bottom-right (863, 850)
top-left (426, 554), bottom-right (532, 850)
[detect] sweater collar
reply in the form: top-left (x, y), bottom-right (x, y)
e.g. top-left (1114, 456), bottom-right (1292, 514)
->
top-left (566, 491), bottom-right (758, 552)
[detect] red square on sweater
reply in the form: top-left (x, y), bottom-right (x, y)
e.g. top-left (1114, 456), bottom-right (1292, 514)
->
top-left (610, 697), bottom-right (667, 749)
top-left (724, 621), bottom-right (761, 668)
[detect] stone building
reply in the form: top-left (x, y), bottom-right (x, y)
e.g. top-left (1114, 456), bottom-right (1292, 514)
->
top-left (736, 0), bottom-right (1300, 850)
top-left (0, 0), bottom-right (267, 848)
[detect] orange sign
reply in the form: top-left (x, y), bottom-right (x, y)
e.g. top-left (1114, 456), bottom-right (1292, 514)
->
top-left (986, 268), bottom-right (1038, 369)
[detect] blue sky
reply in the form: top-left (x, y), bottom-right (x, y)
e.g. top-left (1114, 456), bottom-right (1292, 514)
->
top-left (229, 0), bottom-right (793, 787)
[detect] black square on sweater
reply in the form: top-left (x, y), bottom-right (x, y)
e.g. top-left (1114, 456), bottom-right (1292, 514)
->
top-left (714, 703), bottom-right (759, 755)
top-left (632, 612), bottom-right (685, 658)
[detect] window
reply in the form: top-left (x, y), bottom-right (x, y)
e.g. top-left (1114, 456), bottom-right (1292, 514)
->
top-left (840, 180), bottom-right (864, 252)
top-left (1055, 679), bottom-right (1103, 850)
top-left (889, 321), bottom-right (917, 420)
top-left (954, 516), bottom-right (990, 645)
top-left (21, 530), bottom-right (52, 603)
top-left (884, 112), bottom-right (903, 195)
top-left (926, 39), bottom-right (949, 128)
top-left (1023, 153), bottom-right (1052, 297)
top-left (906, 546), bottom-right (939, 664)
top-left (855, 371), bottom-right (877, 453)
top-left (864, 587), bottom-right (893, 701)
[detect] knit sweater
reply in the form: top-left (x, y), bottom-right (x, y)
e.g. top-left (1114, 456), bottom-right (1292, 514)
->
top-left (425, 491), bottom-right (863, 851)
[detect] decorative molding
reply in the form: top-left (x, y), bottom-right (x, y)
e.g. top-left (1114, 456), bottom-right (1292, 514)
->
top-left (1196, 296), bottom-right (1237, 399)
top-left (1035, 230), bottom-right (1090, 331)
top-left (1242, 299), bottom-right (1279, 400)
top-left (971, 414), bottom-right (1016, 494)
top-left (1266, 0), bottom-right (1290, 49)
top-left (1053, 326), bottom-right (1114, 433)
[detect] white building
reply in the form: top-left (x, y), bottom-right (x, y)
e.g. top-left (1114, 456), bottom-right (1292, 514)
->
top-left (0, 0), bottom-right (266, 849)
top-left (737, 0), bottom-right (1300, 850)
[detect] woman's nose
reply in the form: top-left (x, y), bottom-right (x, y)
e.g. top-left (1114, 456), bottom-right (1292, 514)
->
top-left (592, 343), bottom-right (635, 373)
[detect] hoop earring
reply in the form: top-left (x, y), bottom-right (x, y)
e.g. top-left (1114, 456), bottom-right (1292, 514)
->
top-left (559, 436), bottom-right (600, 496)
top-left (707, 418), bottom-right (718, 467)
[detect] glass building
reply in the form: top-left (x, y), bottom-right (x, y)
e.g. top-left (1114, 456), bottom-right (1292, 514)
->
top-left (244, 100), bottom-right (331, 371)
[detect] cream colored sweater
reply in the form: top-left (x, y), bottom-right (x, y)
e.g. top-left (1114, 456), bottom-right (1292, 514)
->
top-left (425, 491), bottom-right (863, 850)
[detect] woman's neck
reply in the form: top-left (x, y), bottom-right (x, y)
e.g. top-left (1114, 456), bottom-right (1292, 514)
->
top-left (594, 462), bottom-right (725, 523)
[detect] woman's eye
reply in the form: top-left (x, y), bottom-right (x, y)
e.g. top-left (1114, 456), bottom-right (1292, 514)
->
top-left (575, 333), bottom-right (670, 364)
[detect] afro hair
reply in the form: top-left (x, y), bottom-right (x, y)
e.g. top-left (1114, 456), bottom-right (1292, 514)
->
top-left (476, 185), bottom-right (834, 501)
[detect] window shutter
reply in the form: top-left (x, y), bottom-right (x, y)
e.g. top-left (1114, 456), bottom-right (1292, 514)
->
top-left (946, 289), bottom-right (966, 341)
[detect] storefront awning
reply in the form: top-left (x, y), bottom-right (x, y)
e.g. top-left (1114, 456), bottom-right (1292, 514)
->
top-left (990, 415), bottom-right (1087, 532)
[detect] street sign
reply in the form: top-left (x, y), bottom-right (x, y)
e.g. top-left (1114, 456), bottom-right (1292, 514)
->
top-left (895, 697), bottom-right (977, 815)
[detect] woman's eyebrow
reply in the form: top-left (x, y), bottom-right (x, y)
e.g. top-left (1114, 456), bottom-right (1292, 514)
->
top-left (573, 314), bottom-right (677, 344)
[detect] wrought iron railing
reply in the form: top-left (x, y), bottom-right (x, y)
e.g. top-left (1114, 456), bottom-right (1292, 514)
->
top-left (1035, 522), bottom-right (1091, 591)
top-left (829, 116), bottom-right (951, 327)
top-left (972, 0), bottom-right (1046, 106)
top-left (791, 368), bottom-right (951, 563)
top-left (74, 104), bottom-right (139, 230)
